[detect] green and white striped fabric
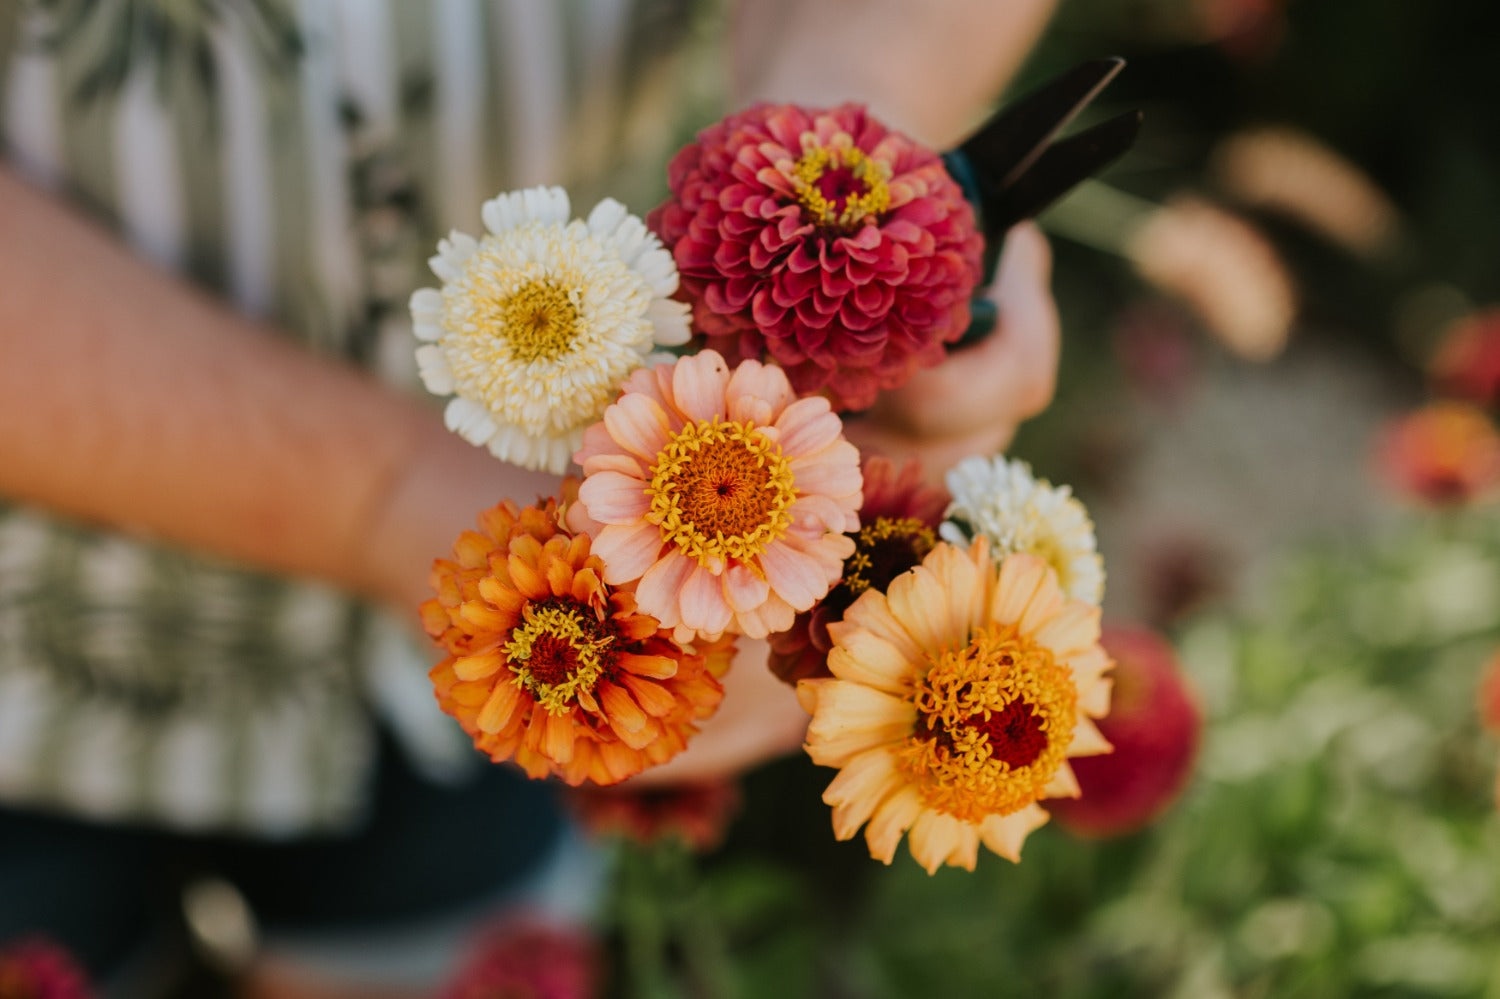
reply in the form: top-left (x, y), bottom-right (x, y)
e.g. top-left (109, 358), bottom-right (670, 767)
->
top-left (0, 0), bottom-right (704, 836)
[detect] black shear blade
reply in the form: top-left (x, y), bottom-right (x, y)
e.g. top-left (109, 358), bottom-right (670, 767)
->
top-left (957, 57), bottom-right (1126, 206)
top-left (987, 109), bottom-right (1142, 230)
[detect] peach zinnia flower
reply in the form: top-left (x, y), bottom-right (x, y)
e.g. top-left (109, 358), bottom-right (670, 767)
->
top-left (799, 541), bottom-right (1112, 873)
top-left (769, 456), bottom-right (948, 684)
top-left (569, 349), bottom-right (862, 642)
top-left (648, 103), bottom-right (982, 411)
top-left (423, 494), bottom-right (724, 786)
top-left (1375, 401), bottom-right (1500, 506)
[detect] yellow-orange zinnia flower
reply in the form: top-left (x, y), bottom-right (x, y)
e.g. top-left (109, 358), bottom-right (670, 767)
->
top-left (799, 540), bottom-right (1113, 873)
top-left (423, 495), bottom-right (725, 786)
top-left (568, 349), bottom-right (862, 642)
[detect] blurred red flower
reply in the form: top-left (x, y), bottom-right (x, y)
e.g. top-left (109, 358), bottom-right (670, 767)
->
top-left (440, 919), bottom-right (601, 999)
top-left (567, 780), bottom-right (742, 852)
top-left (1050, 624), bottom-right (1201, 838)
top-left (0, 938), bottom-right (95, 999)
top-left (1430, 307), bottom-right (1500, 407)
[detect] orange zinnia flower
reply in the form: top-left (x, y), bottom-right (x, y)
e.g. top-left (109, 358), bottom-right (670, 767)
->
top-left (568, 349), bottom-right (862, 642)
top-left (799, 541), bottom-right (1112, 873)
top-left (423, 495), bottom-right (725, 786)
top-left (1375, 401), bottom-right (1500, 506)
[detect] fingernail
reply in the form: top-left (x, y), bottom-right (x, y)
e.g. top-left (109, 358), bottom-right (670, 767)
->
top-left (952, 297), bottom-right (997, 350)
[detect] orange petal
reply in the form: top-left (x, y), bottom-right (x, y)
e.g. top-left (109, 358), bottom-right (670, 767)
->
top-left (452, 649), bottom-right (507, 682)
top-left (599, 681), bottom-right (649, 734)
top-left (618, 651), bottom-right (678, 679)
top-left (507, 552), bottom-right (551, 601)
top-left (620, 673), bottom-right (680, 718)
top-left (475, 680), bottom-right (522, 734)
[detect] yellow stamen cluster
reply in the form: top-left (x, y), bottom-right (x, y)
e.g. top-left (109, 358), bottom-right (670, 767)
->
top-left (842, 516), bottom-right (935, 596)
top-left (896, 626), bottom-right (1078, 822)
top-left (497, 277), bottom-right (582, 362)
top-left (792, 136), bottom-right (892, 231)
top-left (504, 603), bottom-right (615, 716)
top-left (646, 418), bottom-right (798, 566)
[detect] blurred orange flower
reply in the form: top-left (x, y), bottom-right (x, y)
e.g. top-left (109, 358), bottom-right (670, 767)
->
top-left (1375, 401), bottom-right (1500, 506)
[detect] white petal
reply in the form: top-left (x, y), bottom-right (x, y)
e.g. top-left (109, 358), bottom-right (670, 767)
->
top-left (415, 344), bottom-right (455, 394)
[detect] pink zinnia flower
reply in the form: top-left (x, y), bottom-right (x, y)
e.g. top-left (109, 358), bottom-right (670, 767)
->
top-left (569, 350), bottom-right (861, 642)
top-left (768, 457), bottom-right (948, 684)
top-left (648, 103), bottom-right (983, 412)
top-left (0, 938), bottom-right (95, 999)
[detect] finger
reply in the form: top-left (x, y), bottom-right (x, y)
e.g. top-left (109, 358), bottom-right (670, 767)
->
top-left (984, 221), bottom-right (1059, 420)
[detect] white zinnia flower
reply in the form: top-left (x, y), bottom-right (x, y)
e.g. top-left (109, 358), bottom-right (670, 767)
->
top-left (410, 186), bottom-right (691, 474)
top-left (939, 455), bottom-right (1105, 604)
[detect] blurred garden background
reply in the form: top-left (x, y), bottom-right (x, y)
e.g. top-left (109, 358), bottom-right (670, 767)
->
top-left (577, 1), bottom-right (1500, 996)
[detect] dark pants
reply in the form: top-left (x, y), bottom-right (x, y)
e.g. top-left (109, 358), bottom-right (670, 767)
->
top-left (0, 731), bottom-right (563, 980)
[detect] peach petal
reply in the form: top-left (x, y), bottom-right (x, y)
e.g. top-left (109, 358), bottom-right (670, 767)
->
top-left (603, 392), bottom-right (672, 462)
top-left (580, 450), bottom-right (647, 479)
top-left (1044, 761), bottom-right (1082, 799)
top-left (725, 357), bottom-right (795, 419)
top-left (723, 563), bottom-right (771, 613)
top-left (1078, 675), bottom-right (1113, 718)
top-left (991, 552), bottom-right (1051, 627)
top-left (864, 786), bottom-right (924, 862)
top-left (759, 541), bottom-right (828, 611)
top-left (1069, 715), bottom-right (1113, 757)
top-left (670, 350), bottom-right (732, 421)
top-left (822, 746), bottom-right (901, 839)
top-left (827, 631), bottom-right (913, 695)
top-left (833, 589), bottom-right (925, 664)
top-left (680, 564), bottom-right (734, 636)
top-left (1033, 600), bottom-right (1101, 656)
top-left (908, 810), bottom-right (978, 874)
top-left (789, 442), bottom-right (863, 497)
top-left (773, 396), bottom-right (843, 456)
top-left (591, 521), bottom-right (665, 584)
top-left (979, 804), bottom-right (1049, 863)
top-left (926, 542), bottom-right (986, 643)
top-left (1018, 565), bottom-right (1066, 636)
top-left (578, 470), bottom-right (652, 524)
top-left (884, 565), bottom-right (952, 657)
top-left (637, 551), bottom-right (695, 628)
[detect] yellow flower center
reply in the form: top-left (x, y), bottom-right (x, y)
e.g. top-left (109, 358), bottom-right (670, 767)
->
top-left (895, 625), bottom-right (1078, 822)
top-left (646, 418), bottom-right (798, 566)
top-left (491, 277), bottom-right (582, 362)
top-left (792, 136), bottom-right (892, 231)
top-left (505, 602), bottom-right (614, 715)
top-left (843, 517), bottom-right (936, 597)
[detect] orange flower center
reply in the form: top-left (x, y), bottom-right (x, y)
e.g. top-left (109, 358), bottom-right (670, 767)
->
top-left (896, 625), bottom-right (1079, 822)
top-left (505, 601), bottom-right (615, 715)
top-left (646, 418), bottom-right (798, 566)
top-left (792, 137), bottom-right (892, 231)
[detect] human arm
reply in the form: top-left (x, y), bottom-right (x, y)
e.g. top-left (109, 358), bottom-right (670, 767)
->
top-left (0, 164), bottom-right (552, 615)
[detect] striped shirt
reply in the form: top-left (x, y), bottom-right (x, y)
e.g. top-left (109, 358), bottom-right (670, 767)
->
top-left (0, 0), bottom-right (707, 836)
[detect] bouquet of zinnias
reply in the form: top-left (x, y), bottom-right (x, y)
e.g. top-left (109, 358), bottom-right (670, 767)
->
top-left (411, 101), bottom-right (1117, 873)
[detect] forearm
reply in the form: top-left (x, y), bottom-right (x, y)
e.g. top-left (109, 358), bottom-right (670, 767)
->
top-left (730, 0), bottom-right (1057, 146)
top-left (0, 165), bottom-right (553, 608)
